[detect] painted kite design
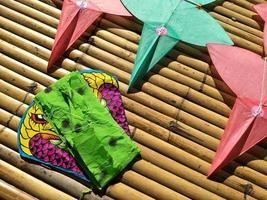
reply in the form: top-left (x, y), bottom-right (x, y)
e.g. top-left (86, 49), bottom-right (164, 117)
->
top-left (18, 70), bottom-right (131, 182)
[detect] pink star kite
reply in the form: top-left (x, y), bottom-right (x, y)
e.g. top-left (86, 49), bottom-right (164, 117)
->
top-left (207, 4), bottom-right (267, 177)
top-left (48, 0), bottom-right (131, 69)
top-left (207, 44), bottom-right (267, 176)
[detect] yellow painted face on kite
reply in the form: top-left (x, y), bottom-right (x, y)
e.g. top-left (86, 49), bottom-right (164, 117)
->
top-left (19, 105), bottom-right (58, 156)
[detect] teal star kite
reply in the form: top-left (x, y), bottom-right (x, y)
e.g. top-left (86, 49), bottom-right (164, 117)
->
top-left (122, 0), bottom-right (233, 91)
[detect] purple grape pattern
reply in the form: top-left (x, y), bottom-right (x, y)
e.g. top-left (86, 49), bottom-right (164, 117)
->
top-left (29, 133), bottom-right (83, 175)
top-left (98, 83), bottom-right (131, 136)
top-left (82, 71), bottom-right (132, 137)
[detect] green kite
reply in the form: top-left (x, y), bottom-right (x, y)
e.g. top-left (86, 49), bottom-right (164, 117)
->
top-left (34, 72), bottom-right (139, 189)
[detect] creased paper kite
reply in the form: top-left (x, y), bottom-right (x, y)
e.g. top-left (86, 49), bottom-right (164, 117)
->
top-left (122, 0), bottom-right (233, 91)
top-left (254, 3), bottom-right (267, 54)
top-left (207, 44), bottom-right (267, 177)
top-left (47, 0), bottom-right (131, 69)
top-left (34, 72), bottom-right (139, 189)
top-left (18, 70), bottom-right (132, 184)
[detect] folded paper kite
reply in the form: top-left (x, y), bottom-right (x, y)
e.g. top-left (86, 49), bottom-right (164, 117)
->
top-left (254, 3), bottom-right (267, 54)
top-left (207, 44), bottom-right (267, 177)
top-left (18, 70), bottom-right (134, 184)
top-left (47, 0), bottom-right (131, 69)
top-left (121, 0), bottom-right (233, 91)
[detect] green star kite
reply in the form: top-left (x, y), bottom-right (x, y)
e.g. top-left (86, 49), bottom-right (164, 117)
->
top-left (122, 0), bottom-right (233, 91)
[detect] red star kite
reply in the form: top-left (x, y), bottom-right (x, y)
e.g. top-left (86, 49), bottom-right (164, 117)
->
top-left (48, 0), bottom-right (131, 69)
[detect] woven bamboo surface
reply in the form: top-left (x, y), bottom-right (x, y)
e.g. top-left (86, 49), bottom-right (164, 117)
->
top-left (0, 0), bottom-right (267, 199)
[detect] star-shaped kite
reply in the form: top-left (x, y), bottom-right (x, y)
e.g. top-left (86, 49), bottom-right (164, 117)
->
top-left (206, 3), bottom-right (267, 177)
top-left (47, 0), bottom-right (131, 69)
top-left (207, 51), bottom-right (267, 176)
top-left (121, 0), bottom-right (233, 91)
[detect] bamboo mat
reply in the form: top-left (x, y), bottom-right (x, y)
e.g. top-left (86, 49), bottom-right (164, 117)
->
top-left (0, 0), bottom-right (267, 199)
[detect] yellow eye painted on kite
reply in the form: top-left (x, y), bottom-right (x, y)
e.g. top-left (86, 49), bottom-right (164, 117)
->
top-left (31, 113), bottom-right (47, 124)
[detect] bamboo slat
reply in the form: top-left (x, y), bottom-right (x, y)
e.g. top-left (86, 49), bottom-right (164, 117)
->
top-left (0, 108), bottom-right (20, 131)
top-left (0, 39), bottom-right (67, 78)
top-left (131, 160), bottom-right (224, 200)
top-left (0, 27), bottom-right (50, 60)
top-left (0, 125), bottom-right (17, 150)
top-left (134, 134), bottom-right (267, 200)
top-left (0, 159), bottom-right (76, 200)
top-left (0, 80), bottom-right (34, 104)
top-left (0, 179), bottom-right (38, 200)
top-left (135, 143), bottom-right (255, 200)
top-left (0, 92), bottom-right (27, 116)
top-left (0, 4), bottom-right (56, 38)
top-left (213, 6), bottom-right (261, 30)
top-left (0, 16), bottom-right (53, 49)
top-left (0, 64), bottom-right (45, 93)
top-left (215, 19), bottom-right (262, 45)
top-left (222, 1), bottom-right (257, 18)
top-left (120, 171), bottom-right (189, 200)
top-left (106, 183), bottom-right (155, 200)
top-left (210, 11), bottom-right (263, 38)
top-left (248, 0), bottom-right (266, 4)
top-left (16, 0), bottom-right (60, 18)
top-left (1, 0), bottom-right (58, 28)
top-left (229, 0), bottom-right (255, 11)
